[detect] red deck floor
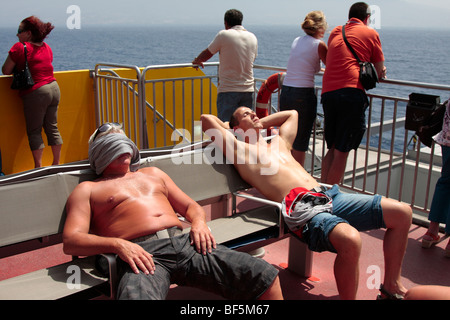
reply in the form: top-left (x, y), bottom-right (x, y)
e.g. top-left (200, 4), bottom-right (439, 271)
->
top-left (167, 224), bottom-right (450, 300)
top-left (2, 223), bottom-right (448, 300)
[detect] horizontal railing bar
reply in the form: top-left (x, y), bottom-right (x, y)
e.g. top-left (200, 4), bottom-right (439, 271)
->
top-left (93, 62), bottom-right (445, 221)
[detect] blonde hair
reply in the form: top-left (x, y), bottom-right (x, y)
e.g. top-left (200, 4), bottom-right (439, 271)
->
top-left (301, 11), bottom-right (327, 36)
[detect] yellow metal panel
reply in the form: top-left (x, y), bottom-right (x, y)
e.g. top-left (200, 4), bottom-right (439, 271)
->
top-left (0, 70), bottom-right (96, 174)
top-left (144, 67), bottom-right (217, 148)
top-left (0, 66), bottom-right (218, 175)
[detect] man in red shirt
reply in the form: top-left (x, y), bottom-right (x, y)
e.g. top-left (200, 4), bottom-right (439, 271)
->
top-left (321, 2), bottom-right (386, 184)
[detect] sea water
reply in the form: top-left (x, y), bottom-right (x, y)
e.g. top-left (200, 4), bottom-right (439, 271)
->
top-left (1, 24), bottom-right (449, 150)
top-left (1, 24), bottom-right (449, 86)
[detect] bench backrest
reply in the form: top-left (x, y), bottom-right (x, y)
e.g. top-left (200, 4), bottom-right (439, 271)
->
top-left (0, 170), bottom-right (97, 256)
top-left (142, 148), bottom-right (250, 203)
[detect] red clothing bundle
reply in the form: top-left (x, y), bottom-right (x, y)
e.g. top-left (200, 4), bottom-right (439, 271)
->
top-left (281, 187), bottom-right (333, 237)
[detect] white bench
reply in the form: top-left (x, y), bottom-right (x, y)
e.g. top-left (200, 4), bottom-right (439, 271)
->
top-left (0, 144), bottom-right (312, 300)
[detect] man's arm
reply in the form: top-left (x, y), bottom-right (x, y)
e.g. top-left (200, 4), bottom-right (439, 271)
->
top-left (192, 49), bottom-right (213, 69)
top-left (259, 110), bottom-right (298, 147)
top-left (150, 167), bottom-right (216, 255)
top-left (201, 111), bottom-right (299, 157)
top-left (200, 113), bottom-right (237, 161)
top-left (62, 182), bottom-right (155, 275)
top-left (374, 61), bottom-right (386, 79)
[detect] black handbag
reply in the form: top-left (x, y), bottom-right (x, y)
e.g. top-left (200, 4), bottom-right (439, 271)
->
top-left (11, 43), bottom-right (34, 90)
top-left (416, 100), bottom-right (447, 147)
top-left (342, 24), bottom-right (379, 90)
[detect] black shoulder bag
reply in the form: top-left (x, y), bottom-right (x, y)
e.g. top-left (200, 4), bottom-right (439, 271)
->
top-left (11, 43), bottom-right (35, 90)
top-left (342, 24), bottom-right (378, 90)
top-left (416, 100), bottom-right (447, 147)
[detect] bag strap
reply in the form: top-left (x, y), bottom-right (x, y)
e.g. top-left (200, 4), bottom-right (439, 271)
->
top-left (342, 24), bottom-right (362, 64)
top-left (23, 43), bottom-right (29, 65)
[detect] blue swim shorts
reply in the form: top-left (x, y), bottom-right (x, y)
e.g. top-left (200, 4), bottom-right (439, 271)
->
top-left (300, 184), bottom-right (384, 253)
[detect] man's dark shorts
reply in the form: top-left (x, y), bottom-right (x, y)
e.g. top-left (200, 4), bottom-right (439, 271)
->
top-left (117, 233), bottom-right (278, 300)
top-left (217, 91), bottom-right (254, 122)
top-left (321, 88), bottom-right (369, 152)
top-left (280, 86), bottom-right (317, 152)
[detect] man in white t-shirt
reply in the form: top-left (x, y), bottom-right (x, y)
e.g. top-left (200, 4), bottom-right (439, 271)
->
top-left (193, 9), bottom-right (258, 121)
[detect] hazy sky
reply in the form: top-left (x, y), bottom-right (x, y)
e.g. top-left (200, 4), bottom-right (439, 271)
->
top-left (1, 0), bottom-right (450, 29)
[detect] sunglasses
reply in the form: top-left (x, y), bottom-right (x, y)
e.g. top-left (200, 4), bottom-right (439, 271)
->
top-left (17, 28), bottom-right (26, 34)
top-left (93, 122), bottom-right (121, 141)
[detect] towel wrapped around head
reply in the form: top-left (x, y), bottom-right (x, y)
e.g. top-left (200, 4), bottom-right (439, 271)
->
top-left (88, 133), bottom-right (141, 175)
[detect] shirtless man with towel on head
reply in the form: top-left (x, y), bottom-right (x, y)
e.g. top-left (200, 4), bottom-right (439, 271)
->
top-left (62, 122), bottom-right (283, 300)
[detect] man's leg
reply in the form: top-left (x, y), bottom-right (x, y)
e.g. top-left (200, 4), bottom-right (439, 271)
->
top-left (173, 234), bottom-right (282, 300)
top-left (303, 209), bottom-right (361, 300)
top-left (292, 150), bottom-right (306, 167)
top-left (117, 237), bottom-right (175, 300)
top-left (117, 264), bottom-right (171, 300)
top-left (258, 275), bottom-right (283, 300)
top-left (328, 223), bottom-right (362, 300)
top-left (321, 147), bottom-right (349, 185)
top-left (405, 285), bottom-right (450, 300)
top-left (379, 198), bottom-right (412, 297)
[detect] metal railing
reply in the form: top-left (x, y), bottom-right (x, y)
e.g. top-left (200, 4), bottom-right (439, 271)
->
top-left (93, 64), bottom-right (144, 147)
top-left (141, 63), bottom-right (218, 149)
top-left (93, 62), bottom-right (450, 220)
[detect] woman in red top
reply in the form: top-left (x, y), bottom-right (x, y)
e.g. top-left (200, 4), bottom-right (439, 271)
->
top-left (2, 16), bottom-right (63, 168)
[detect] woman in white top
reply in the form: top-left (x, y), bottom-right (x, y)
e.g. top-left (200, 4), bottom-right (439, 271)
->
top-left (280, 11), bottom-right (328, 166)
top-left (422, 100), bottom-right (450, 257)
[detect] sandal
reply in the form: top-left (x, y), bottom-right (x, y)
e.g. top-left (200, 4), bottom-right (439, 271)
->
top-left (422, 231), bottom-right (440, 248)
top-left (376, 284), bottom-right (404, 300)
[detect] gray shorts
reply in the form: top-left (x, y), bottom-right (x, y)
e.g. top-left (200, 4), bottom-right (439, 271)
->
top-left (117, 232), bottom-right (278, 300)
